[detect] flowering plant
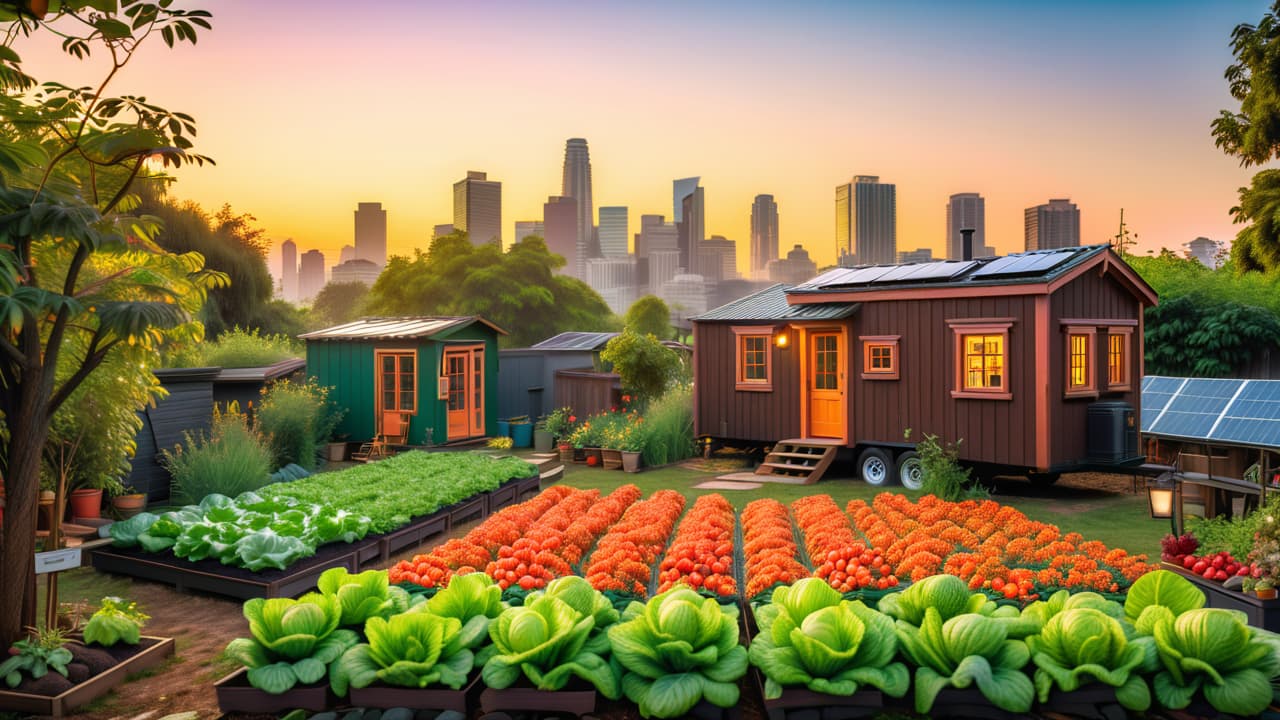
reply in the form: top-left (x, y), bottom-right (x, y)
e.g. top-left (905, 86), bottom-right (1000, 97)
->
top-left (567, 419), bottom-right (600, 448)
top-left (1248, 511), bottom-right (1280, 587)
top-left (542, 407), bottom-right (576, 439)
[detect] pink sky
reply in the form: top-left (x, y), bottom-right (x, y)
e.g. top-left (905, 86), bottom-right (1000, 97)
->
top-left (14, 1), bottom-right (1265, 275)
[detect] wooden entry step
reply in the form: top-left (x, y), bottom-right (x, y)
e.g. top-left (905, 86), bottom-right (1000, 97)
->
top-left (754, 438), bottom-right (840, 485)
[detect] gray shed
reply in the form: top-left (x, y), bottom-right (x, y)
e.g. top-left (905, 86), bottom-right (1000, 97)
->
top-left (497, 331), bottom-right (618, 420)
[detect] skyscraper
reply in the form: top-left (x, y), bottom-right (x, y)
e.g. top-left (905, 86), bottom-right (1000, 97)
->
top-left (585, 257), bottom-right (637, 314)
top-left (514, 220), bottom-right (544, 244)
top-left (598, 206), bottom-right (628, 258)
top-left (280, 239), bottom-right (297, 302)
top-left (675, 180), bottom-right (705, 273)
top-left (768, 244), bottom-right (818, 284)
top-left (562, 138), bottom-right (597, 262)
top-left (699, 236), bottom-right (737, 282)
top-left (353, 202), bottom-right (387, 267)
top-left (647, 249), bottom-right (681, 294)
top-left (636, 214), bottom-right (677, 259)
top-left (1024, 198), bottom-right (1080, 251)
top-left (339, 244), bottom-right (356, 265)
top-left (835, 175), bottom-right (896, 266)
top-left (945, 193), bottom-right (992, 259)
top-left (750, 194), bottom-right (779, 277)
top-left (543, 196), bottom-right (578, 275)
top-left (1186, 236), bottom-right (1221, 269)
top-left (432, 224), bottom-right (455, 239)
top-left (673, 177), bottom-right (700, 222)
top-left (453, 171), bottom-right (502, 246)
top-left (298, 249), bottom-right (326, 302)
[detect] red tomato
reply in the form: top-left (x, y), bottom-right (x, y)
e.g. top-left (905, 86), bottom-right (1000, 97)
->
top-left (518, 575), bottom-right (536, 590)
top-left (1002, 584), bottom-right (1020, 599)
top-left (991, 578), bottom-right (1005, 592)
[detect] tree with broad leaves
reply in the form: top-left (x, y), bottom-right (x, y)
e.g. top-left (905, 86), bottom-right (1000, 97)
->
top-left (624, 294), bottom-right (671, 340)
top-left (0, 0), bottom-right (219, 644)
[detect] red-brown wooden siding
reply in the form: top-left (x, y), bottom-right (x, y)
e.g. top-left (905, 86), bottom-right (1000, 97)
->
top-left (1048, 270), bottom-right (1142, 467)
top-left (693, 323), bottom-right (801, 442)
top-left (851, 295), bottom-right (1039, 468)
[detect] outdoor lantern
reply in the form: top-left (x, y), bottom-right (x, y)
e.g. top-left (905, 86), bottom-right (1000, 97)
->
top-left (1147, 472), bottom-right (1180, 534)
top-left (775, 332), bottom-right (789, 348)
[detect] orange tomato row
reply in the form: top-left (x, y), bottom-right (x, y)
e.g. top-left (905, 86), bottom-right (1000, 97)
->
top-left (656, 494), bottom-right (737, 597)
top-left (792, 495), bottom-right (899, 593)
top-left (741, 499), bottom-right (809, 598)
top-left (584, 489), bottom-right (685, 596)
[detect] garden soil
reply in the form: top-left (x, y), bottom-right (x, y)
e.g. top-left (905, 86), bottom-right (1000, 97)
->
top-left (58, 471), bottom-right (1134, 719)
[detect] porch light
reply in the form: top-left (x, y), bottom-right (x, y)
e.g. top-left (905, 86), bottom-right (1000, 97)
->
top-left (775, 332), bottom-right (789, 348)
top-left (1147, 471), bottom-right (1180, 534)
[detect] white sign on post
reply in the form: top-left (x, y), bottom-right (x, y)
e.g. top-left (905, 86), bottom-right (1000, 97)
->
top-left (34, 547), bottom-right (81, 574)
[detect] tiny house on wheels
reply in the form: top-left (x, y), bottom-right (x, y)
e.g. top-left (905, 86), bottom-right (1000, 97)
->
top-left (692, 245), bottom-right (1157, 487)
top-left (301, 316), bottom-right (505, 447)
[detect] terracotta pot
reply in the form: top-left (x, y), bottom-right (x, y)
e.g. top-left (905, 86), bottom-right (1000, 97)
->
top-left (1258, 587), bottom-right (1277, 600)
top-left (112, 493), bottom-right (147, 519)
top-left (558, 444), bottom-right (574, 462)
top-left (69, 488), bottom-right (103, 519)
top-left (601, 448), bottom-right (623, 470)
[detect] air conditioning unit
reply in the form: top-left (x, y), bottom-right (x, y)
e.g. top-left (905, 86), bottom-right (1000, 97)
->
top-left (437, 376), bottom-right (449, 400)
top-left (1087, 401), bottom-right (1138, 463)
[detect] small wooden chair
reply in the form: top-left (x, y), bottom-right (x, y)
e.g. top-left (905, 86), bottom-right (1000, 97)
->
top-left (353, 412), bottom-right (411, 462)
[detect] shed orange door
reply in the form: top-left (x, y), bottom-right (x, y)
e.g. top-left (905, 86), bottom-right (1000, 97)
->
top-left (444, 346), bottom-right (485, 441)
top-left (808, 332), bottom-right (844, 438)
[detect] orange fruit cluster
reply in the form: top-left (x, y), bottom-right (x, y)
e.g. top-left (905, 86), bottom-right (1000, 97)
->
top-left (793, 495), bottom-right (899, 593)
top-left (657, 494), bottom-right (737, 597)
top-left (741, 499), bottom-right (809, 598)
top-left (484, 488), bottom-right (599, 590)
top-left (848, 493), bottom-right (1153, 598)
top-left (389, 486), bottom-right (574, 588)
top-left (584, 489), bottom-right (685, 596)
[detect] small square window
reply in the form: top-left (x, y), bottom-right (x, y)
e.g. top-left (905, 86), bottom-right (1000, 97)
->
top-left (733, 327), bottom-right (773, 391)
top-left (860, 335), bottom-right (900, 380)
top-left (947, 320), bottom-right (1013, 400)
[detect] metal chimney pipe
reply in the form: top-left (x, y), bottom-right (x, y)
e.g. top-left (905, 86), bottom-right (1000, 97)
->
top-left (960, 228), bottom-right (975, 261)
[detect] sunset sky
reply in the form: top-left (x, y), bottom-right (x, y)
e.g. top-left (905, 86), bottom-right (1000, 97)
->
top-left (14, 1), bottom-right (1270, 276)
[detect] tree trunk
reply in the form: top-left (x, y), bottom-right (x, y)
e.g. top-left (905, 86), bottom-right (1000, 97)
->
top-left (1, 370), bottom-right (49, 645)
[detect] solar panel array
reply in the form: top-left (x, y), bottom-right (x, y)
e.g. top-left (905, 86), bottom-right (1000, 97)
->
top-left (797, 260), bottom-right (978, 289)
top-left (968, 247), bottom-right (1087, 280)
top-left (1141, 375), bottom-right (1280, 448)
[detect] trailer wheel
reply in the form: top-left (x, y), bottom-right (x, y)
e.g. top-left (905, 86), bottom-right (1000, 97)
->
top-left (858, 448), bottom-right (892, 486)
top-left (896, 451), bottom-right (924, 490)
top-left (1027, 472), bottom-right (1060, 487)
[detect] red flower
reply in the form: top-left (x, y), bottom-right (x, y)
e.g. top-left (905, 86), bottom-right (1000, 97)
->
top-left (568, 415), bottom-right (576, 423)
top-left (622, 394), bottom-right (631, 403)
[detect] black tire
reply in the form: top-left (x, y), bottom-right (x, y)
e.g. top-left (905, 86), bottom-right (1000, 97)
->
top-left (896, 451), bottom-right (924, 490)
top-left (858, 448), bottom-right (893, 486)
top-left (1027, 472), bottom-right (1060, 487)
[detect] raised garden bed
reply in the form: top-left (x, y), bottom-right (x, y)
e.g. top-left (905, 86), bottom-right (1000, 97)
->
top-left (379, 510), bottom-right (450, 558)
top-left (214, 667), bottom-right (333, 713)
top-left (516, 472), bottom-right (541, 500)
top-left (348, 672), bottom-right (481, 711)
top-left (91, 538), bottom-right (371, 600)
top-left (488, 479), bottom-right (520, 513)
top-left (0, 636), bottom-right (174, 718)
top-left (479, 677), bottom-right (597, 718)
top-left (1161, 562), bottom-right (1280, 632)
top-left (449, 494), bottom-right (487, 527)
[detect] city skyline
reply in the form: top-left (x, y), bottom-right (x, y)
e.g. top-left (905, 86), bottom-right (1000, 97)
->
top-left (15, 2), bottom-right (1262, 276)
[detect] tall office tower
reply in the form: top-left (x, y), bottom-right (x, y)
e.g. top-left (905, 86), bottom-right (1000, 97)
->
top-left (673, 177), bottom-right (699, 222)
top-left (946, 193), bottom-right (992, 259)
top-left (586, 257), bottom-right (637, 314)
top-left (338, 244), bottom-right (356, 265)
top-left (659, 273), bottom-right (710, 318)
top-left (330, 259), bottom-right (381, 286)
top-left (1024, 198), bottom-right (1080, 251)
top-left (513, 220), bottom-right (544, 243)
top-left (298, 249), bottom-right (326, 302)
top-left (597, 206), bottom-right (628, 258)
top-left (835, 175), bottom-right (896, 265)
top-left (353, 202), bottom-right (387, 267)
top-left (543, 196), bottom-right (579, 275)
top-left (750, 194), bottom-right (779, 276)
top-left (432, 224), bottom-right (455, 239)
top-left (636, 214), bottom-right (677, 258)
top-left (768, 244), bottom-right (818, 284)
top-left (280, 239), bottom-right (297, 302)
top-left (647, 249), bottom-right (681, 294)
top-left (1186, 236), bottom-right (1221, 269)
top-left (453, 170), bottom-right (502, 245)
top-left (675, 180), bottom-right (705, 273)
top-left (562, 138), bottom-right (597, 262)
top-left (699, 236), bottom-right (738, 282)
top-left (897, 248), bottom-right (933, 263)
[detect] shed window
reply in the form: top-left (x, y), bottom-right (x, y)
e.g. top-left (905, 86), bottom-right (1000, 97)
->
top-left (947, 320), bottom-right (1013, 400)
top-left (732, 326), bottom-right (773, 391)
top-left (1064, 326), bottom-right (1097, 397)
top-left (860, 335), bottom-right (900, 380)
top-left (377, 351), bottom-right (417, 413)
top-left (1107, 328), bottom-right (1132, 390)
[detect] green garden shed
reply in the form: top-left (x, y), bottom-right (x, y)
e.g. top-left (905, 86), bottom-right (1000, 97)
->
top-left (300, 316), bottom-right (506, 446)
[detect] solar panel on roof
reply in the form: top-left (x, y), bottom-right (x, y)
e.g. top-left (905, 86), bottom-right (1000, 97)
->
top-left (969, 249), bottom-right (1078, 279)
top-left (1142, 376), bottom-right (1280, 448)
top-left (817, 266), bottom-right (896, 287)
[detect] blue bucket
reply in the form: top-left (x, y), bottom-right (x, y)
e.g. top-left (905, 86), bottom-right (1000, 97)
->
top-left (511, 422), bottom-right (533, 448)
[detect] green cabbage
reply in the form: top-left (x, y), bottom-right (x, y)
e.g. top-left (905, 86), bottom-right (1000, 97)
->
top-left (223, 593), bottom-right (358, 694)
top-left (82, 597), bottom-right (148, 647)
top-left (1149, 607), bottom-right (1280, 716)
top-left (330, 610), bottom-right (487, 695)
top-left (880, 573), bottom-right (1041, 638)
top-left (608, 587), bottom-right (748, 718)
top-left (524, 576), bottom-right (619, 655)
top-left (426, 571), bottom-right (505, 625)
top-left (482, 588), bottom-right (621, 699)
top-left (896, 608), bottom-right (1034, 714)
top-left (1025, 607), bottom-right (1153, 710)
top-left (316, 567), bottom-right (410, 627)
top-left (749, 579), bottom-right (908, 699)
top-left (108, 512), bottom-right (159, 547)
top-left (1123, 569), bottom-right (1205, 635)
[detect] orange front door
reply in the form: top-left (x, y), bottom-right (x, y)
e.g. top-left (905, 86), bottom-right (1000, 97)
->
top-left (445, 347), bottom-right (485, 441)
top-left (808, 332), bottom-right (844, 438)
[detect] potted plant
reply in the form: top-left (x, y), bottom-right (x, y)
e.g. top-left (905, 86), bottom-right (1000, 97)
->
top-left (533, 416), bottom-right (554, 452)
top-left (508, 415), bottom-right (533, 448)
top-left (620, 422), bottom-right (645, 473)
top-left (569, 418), bottom-right (601, 465)
top-left (543, 407), bottom-right (576, 460)
top-left (1248, 510), bottom-right (1280, 600)
top-left (110, 488), bottom-right (147, 519)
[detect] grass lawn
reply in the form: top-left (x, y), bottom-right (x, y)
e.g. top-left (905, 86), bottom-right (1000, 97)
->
top-left (558, 462), bottom-right (1168, 557)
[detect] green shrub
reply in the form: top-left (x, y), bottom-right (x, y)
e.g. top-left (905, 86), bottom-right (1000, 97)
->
top-left (163, 403), bottom-right (273, 504)
top-left (169, 326), bottom-right (301, 369)
top-left (909, 431), bottom-right (980, 502)
top-left (600, 329), bottom-right (682, 407)
top-left (638, 385), bottom-right (695, 467)
top-left (256, 379), bottom-right (343, 471)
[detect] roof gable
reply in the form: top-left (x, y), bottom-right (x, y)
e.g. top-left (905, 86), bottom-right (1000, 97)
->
top-left (693, 284), bottom-right (858, 322)
top-left (299, 316), bottom-right (507, 341)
